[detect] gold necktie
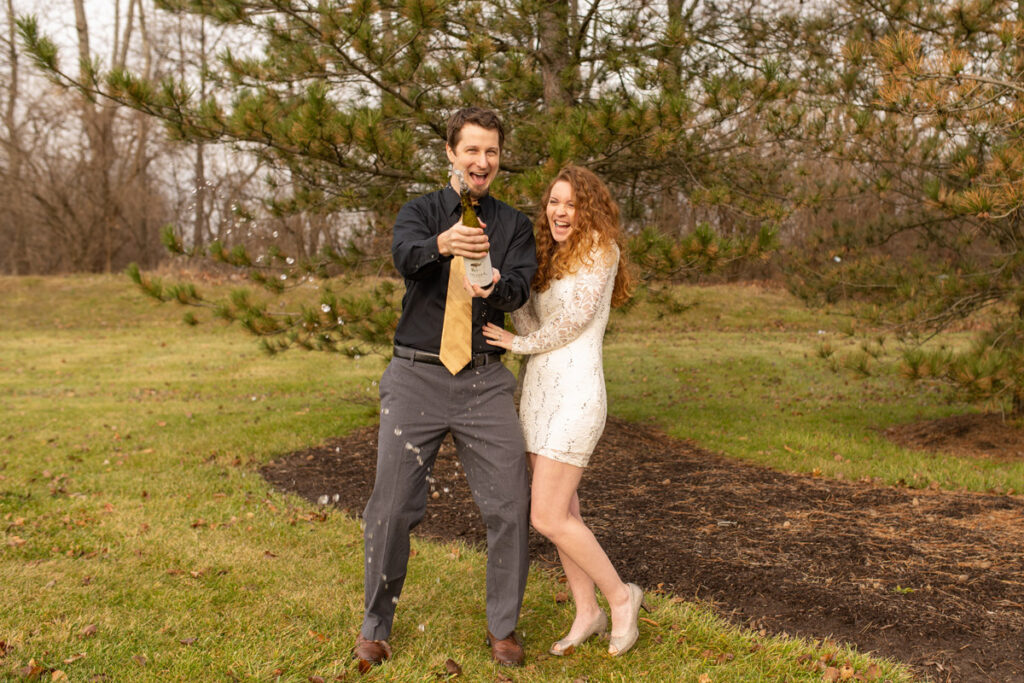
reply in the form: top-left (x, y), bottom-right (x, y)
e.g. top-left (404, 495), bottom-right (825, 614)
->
top-left (439, 256), bottom-right (473, 374)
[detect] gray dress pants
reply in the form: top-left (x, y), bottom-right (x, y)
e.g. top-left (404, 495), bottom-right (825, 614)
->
top-left (360, 356), bottom-right (530, 641)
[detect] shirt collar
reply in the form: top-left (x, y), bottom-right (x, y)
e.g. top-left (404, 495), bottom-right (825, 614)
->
top-left (442, 185), bottom-right (461, 218)
top-left (442, 184), bottom-right (492, 219)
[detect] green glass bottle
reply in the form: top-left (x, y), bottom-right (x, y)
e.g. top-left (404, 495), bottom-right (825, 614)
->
top-left (454, 170), bottom-right (492, 287)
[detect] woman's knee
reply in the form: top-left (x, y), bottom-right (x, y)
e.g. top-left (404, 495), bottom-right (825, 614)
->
top-left (530, 503), bottom-right (564, 540)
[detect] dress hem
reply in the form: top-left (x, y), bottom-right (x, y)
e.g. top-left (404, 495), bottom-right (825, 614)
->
top-left (530, 447), bottom-right (591, 468)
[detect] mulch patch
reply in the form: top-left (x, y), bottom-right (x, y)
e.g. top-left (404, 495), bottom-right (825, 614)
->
top-left (885, 412), bottom-right (1024, 467)
top-left (261, 416), bottom-right (1024, 683)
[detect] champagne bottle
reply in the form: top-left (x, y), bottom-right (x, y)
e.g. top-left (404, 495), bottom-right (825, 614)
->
top-left (453, 170), bottom-right (493, 288)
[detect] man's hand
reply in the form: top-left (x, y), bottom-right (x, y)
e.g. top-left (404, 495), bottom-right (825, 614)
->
top-left (464, 268), bottom-right (501, 298)
top-left (438, 218), bottom-right (489, 259)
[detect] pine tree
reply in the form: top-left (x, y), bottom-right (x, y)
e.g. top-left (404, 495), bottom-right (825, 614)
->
top-left (784, 0), bottom-right (1024, 414)
top-left (19, 1), bottom-right (791, 352)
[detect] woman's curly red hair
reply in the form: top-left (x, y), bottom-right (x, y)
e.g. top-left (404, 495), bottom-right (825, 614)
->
top-left (532, 165), bottom-right (634, 307)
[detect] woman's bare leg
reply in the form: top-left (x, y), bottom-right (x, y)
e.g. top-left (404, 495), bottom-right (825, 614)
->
top-left (529, 454), bottom-right (633, 640)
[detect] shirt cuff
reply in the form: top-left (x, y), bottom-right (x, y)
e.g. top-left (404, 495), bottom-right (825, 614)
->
top-left (417, 240), bottom-right (441, 270)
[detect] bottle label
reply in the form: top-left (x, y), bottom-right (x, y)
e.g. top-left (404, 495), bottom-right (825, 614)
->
top-left (465, 254), bottom-right (493, 287)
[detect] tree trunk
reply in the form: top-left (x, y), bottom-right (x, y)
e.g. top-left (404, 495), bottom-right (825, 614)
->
top-left (536, 0), bottom-right (574, 109)
top-left (193, 15), bottom-right (208, 250)
top-left (3, 0), bottom-right (26, 274)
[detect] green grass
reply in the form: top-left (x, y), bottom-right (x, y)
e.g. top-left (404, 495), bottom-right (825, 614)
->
top-left (0, 274), bottom-right (936, 681)
top-left (605, 282), bottom-right (1022, 494)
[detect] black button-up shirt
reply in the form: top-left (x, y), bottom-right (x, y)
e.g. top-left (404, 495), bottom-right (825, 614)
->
top-left (392, 186), bottom-right (537, 355)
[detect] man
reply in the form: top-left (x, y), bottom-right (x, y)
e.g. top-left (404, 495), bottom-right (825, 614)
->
top-left (353, 107), bottom-right (537, 669)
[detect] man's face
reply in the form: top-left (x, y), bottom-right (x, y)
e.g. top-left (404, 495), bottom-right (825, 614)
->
top-left (447, 123), bottom-right (501, 198)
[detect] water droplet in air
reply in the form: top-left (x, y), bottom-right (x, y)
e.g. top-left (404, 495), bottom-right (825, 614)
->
top-left (286, 257), bottom-right (295, 265)
top-left (273, 230), bottom-right (279, 238)
top-left (317, 495), bottom-right (329, 505)
top-left (392, 597), bottom-right (399, 604)
top-left (321, 304), bottom-right (331, 313)
top-left (394, 427), bottom-right (403, 436)
top-left (418, 624), bottom-right (425, 632)
top-left (279, 274), bottom-right (287, 281)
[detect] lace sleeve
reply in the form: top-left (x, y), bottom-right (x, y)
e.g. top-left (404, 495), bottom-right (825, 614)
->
top-left (510, 246), bottom-right (617, 356)
top-left (511, 298), bottom-right (541, 336)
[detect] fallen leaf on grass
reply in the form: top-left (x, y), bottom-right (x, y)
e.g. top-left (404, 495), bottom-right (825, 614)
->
top-left (62, 653), bottom-right (86, 664)
top-left (494, 673), bottom-right (514, 682)
top-left (356, 659), bottom-right (373, 674)
top-left (133, 655), bottom-right (147, 666)
top-left (698, 674), bottom-right (712, 683)
top-left (308, 630), bottom-right (328, 643)
top-left (839, 664), bottom-right (855, 680)
top-left (309, 676), bottom-right (325, 683)
top-left (51, 670), bottom-right (68, 681)
top-left (639, 617), bottom-right (659, 627)
top-left (17, 659), bottom-right (49, 678)
top-left (78, 625), bottom-right (97, 639)
top-left (553, 591), bottom-right (568, 603)
top-left (443, 658), bottom-right (462, 676)
top-left (822, 666), bottom-right (840, 682)
top-left (179, 637), bottom-right (196, 646)
top-left (864, 663), bottom-right (882, 680)
top-left (264, 550), bottom-right (278, 559)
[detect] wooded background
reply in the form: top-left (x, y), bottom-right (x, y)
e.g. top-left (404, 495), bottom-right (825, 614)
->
top-left (4, 0), bottom-right (1024, 412)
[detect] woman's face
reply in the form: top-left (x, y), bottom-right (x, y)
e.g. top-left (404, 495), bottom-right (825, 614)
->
top-left (546, 180), bottom-right (576, 244)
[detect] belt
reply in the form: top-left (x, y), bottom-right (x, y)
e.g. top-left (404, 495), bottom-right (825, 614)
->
top-left (393, 345), bottom-right (502, 369)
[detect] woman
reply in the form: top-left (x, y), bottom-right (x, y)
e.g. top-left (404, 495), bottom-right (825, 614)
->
top-left (483, 165), bottom-right (644, 657)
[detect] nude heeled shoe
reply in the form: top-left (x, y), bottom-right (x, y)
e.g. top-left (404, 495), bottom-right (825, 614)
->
top-left (548, 610), bottom-right (608, 656)
top-left (608, 583), bottom-right (649, 657)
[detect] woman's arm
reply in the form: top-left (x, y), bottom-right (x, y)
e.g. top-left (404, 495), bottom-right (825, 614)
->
top-left (506, 246), bottom-right (617, 355)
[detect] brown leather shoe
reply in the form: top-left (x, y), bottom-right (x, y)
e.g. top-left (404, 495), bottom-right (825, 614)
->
top-left (486, 629), bottom-right (524, 667)
top-left (353, 634), bottom-right (391, 673)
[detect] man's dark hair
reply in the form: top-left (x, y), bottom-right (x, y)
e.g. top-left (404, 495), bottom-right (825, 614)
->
top-left (446, 107), bottom-right (505, 151)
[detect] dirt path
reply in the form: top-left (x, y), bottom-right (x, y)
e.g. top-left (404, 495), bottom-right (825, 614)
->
top-left (261, 416), bottom-right (1024, 682)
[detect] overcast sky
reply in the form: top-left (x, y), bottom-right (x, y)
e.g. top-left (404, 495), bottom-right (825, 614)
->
top-left (12, 0), bottom-right (122, 58)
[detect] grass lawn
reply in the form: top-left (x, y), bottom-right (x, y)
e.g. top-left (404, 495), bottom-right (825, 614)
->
top-left (0, 273), bottom-right (979, 681)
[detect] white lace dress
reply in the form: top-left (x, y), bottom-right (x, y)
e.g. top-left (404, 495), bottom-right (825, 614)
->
top-left (510, 245), bottom-right (618, 467)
